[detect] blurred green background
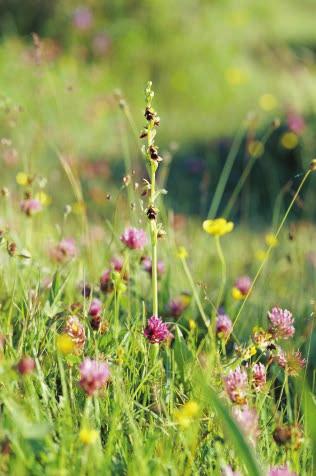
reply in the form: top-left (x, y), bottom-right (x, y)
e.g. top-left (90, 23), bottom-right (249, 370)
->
top-left (0, 0), bottom-right (316, 221)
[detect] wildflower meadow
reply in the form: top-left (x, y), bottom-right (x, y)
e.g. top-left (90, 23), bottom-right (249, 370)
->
top-left (0, 3), bottom-right (316, 475)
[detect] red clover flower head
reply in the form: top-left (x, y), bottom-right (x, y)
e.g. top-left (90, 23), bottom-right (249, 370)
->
top-left (232, 405), bottom-right (259, 443)
top-left (252, 363), bottom-right (266, 391)
top-left (216, 313), bottom-right (233, 339)
top-left (269, 466), bottom-right (297, 476)
top-left (234, 276), bottom-right (252, 296)
top-left (100, 269), bottom-right (113, 293)
top-left (224, 367), bottom-right (248, 404)
top-left (20, 198), bottom-right (42, 216)
top-left (79, 357), bottom-right (110, 396)
top-left (141, 256), bottom-right (165, 276)
top-left (89, 298), bottom-right (102, 317)
top-left (267, 307), bottom-right (295, 340)
top-left (120, 227), bottom-right (148, 250)
top-left (144, 316), bottom-right (170, 344)
top-left (50, 238), bottom-right (77, 263)
top-left (17, 356), bottom-right (35, 375)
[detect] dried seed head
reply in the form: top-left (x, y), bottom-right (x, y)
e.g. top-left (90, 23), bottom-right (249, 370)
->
top-left (309, 159), bottom-right (316, 172)
top-left (123, 175), bottom-right (131, 186)
top-left (7, 242), bottom-right (17, 257)
top-left (272, 118), bottom-right (281, 129)
top-left (273, 426), bottom-right (292, 446)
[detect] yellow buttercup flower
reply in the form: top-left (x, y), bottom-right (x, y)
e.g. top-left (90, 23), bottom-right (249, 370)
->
top-left (281, 132), bottom-right (298, 150)
top-left (255, 249), bottom-right (267, 262)
top-left (177, 246), bottom-right (188, 259)
top-left (259, 93), bottom-right (278, 111)
top-left (16, 172), bottom-right (29, 186)
top-left (56, 334), bottom-right (75, 355)
top-left (174, 401), bottom-right (200, 427)
top-left (35, 191), bottom-right (52, 206)
top-left (232, 287), bottom-right (244, 301)
top-left (79, 428), bottom-right (98, 445)
top-left (203, 218), bottom-right (234, 237)
top-left (265, 233), bottom-right (278, 247)
top-left (189, 319), bottom-right (197, 331)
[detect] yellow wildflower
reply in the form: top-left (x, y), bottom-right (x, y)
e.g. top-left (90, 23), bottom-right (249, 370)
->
top-left (203, 218), bottom-right (234, 237)
top-left (255, 249), bottom-right (267, 262)
top-left (248, 140), bottom-right (264, 158)
top-left (259, 93), bottom-right (278, 111)
top-left (35, 191), bottom-right (52, 206)
top-left (265, 233), bottom-right (278, 247)
top-left (79, 428), bottom-right (98, 445)
top-left (232, 287), bottom-right (244, 301)
top-left (174, 401), bottom-right (200, 427)
top-left (281, 132), bottom-right (298, 150)
top-left (16, 172), bottom-right (29, 186)
top-left (189, 319), bottom-right (197, 331)
top-left (177, 246), bottom-right (188, 259)
top-left (56, 334), bottom-right (75, 355)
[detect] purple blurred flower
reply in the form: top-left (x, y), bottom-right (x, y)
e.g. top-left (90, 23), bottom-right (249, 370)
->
top-left (269, 466), bottom-right (297, 476)
top-left (50, 238), bottom-right (77, 263)
top-left (120, 227), bottom-right (148, 250)
top-left (222, 465), bottom-right (241, 476)
top-left (287, 112), bottom-right (305, 135)
top-left (144, 316), bottom-right (170, 344)
top-left (17, 356), bottom-right (35, 375)
top-left (268, 307), bottom-right (295, 340)
top-left (234, 276), bottom-right (252, 296)
top-left (64, 316), bottom-right (86, 353)
top-left (110, 256), bottom-right (124, 272)
top-left (168, 297), bottom-right (186, 318)
top-left (92, 32), bottom-right (111, 56)
top-left (100, 269), bottom-right (113, 293)
top-left (232, 405), bottom-right (259, 443)
top-left (20, 198), bottom-right (42, 216)
top-left (224, 367), bottom-right (248, 404)
top-left (73, 6), bottom-right (93, 30)
top-left (216, 313), bottom-right (233, 339)
top-left (252, 363), bottom-right (266, 391)
top-left (79, 358), bottom-right (110, 396)
top-left (141, 256), bottom-right (165, 277)
top-left (89, 298), bottom-right (102, 318)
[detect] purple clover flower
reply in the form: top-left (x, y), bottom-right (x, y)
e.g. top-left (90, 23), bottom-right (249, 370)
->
top-left (232, 405), bottom-right (259, 443)
top-left (268, 307), bottom-right (295, 340)
top-left (269, 466), bottom-right (297, 476)
top-left (89, 298), bottom-right (102, 317)
top-left (79, 358), bottom-right (110, 396)
top-left (144, 316), bottom-right (170, 344)
top-left (141, 256), bottom-right (165, 276)
top-left (234, 276), bottom-right (252, 296)
top-left (252, 363), bottom-right (266, 391)
top-left (20, 198), bottom-right (42, 216)
top-left (120, 227), bottom-right (148, 250)
top-left (216, 313), bottom-right (233, 339)
top-left (224, 367), bottom-right (248, 404)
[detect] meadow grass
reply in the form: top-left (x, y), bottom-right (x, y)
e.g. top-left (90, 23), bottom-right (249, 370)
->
top-left (0, 82), bottom-right (315, 476)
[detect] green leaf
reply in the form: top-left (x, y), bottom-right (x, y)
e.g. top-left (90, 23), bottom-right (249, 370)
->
top-left (196, 370), bottom-right (263, 476)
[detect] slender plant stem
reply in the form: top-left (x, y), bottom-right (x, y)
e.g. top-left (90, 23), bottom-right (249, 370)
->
top-left (232, 169), bottom-right (311, 331)
top-left (208, 124), bottom-right (245, 219)
top-left (223, 126), bottom-right (273, 218)
top-left (180, 256), bottom-right (210, 329)
top-left (215, 236), bottom-right (226, 311)
top-left (147, 120), bottom-right (158, 317)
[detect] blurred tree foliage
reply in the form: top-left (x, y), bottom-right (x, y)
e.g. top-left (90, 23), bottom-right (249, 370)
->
top-left (0, 0), bottom-right (316, 218)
